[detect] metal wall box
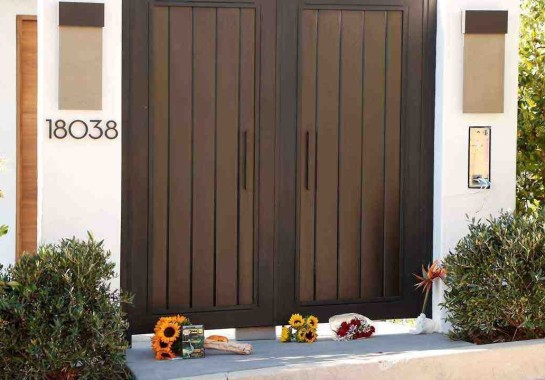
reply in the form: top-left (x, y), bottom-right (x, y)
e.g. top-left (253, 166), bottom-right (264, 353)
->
top-left (462, 10), bottom-right (508, 114)
top-left (58, 2), bottom-right (104, 110)
top-left (468, 126), bottom-right (491, 189)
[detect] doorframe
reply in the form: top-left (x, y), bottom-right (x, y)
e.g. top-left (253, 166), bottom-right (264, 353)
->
top-left (16, 15), bottom-right (38, 260)
top-left (121, 0), bottom-right (437, 330)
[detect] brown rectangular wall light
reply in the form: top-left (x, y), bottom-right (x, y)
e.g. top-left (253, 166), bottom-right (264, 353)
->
top-left (58, 2), bottom-right (104, 110)
top-left (462, 10), bottom-right (508, 113)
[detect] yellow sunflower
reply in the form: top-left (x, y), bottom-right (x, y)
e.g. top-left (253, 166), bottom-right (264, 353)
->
top-left (303, 328), bottom-right (317, 343)
top-left (155, 349), bottom-right (176, 360)
top-left (151, 335), bottom-right (172, 352)
top-left (156, 320), bottom-right (181, 343)
top-left (296, 328), bottom-right (307, 343)
top-left (280, 326), bottom-right (291, 343)
top-left (305, 315), bottom-right (319, 329)
top-left (289, 313), bottom-right (304, 329)
top-left (154, 317), bottom-right (170, 334)
top-left (169, 314), bottom-right (187, 325)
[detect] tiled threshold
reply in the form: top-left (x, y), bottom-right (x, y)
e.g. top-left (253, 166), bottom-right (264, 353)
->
top-left (126, 322), bottom-right (545, 379)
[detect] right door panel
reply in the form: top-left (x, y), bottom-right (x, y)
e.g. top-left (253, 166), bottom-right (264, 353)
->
top-left (276, 0), bottom-right (435, 323)
top-left (299, 9), bottom-right (402, 303)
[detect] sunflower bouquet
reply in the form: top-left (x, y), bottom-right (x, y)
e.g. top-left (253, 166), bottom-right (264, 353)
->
top-left (280, 313), bottom-right (319, 343)
top-left (151, 315), bottom-right (191, 360)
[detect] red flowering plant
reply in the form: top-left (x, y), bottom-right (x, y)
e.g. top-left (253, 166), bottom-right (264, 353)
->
top-left (334, 316), bottom-right (375, 341)
top-left (414, 260), bottom-right (447, 315)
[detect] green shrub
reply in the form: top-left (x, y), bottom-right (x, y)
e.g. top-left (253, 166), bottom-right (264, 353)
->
top-left (0, 234), bottom-right (132, 379)
top-left (442, 211), bottom-right (545, 344)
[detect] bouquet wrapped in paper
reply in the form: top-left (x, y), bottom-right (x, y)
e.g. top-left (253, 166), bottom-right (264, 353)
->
top-left (329, 313), bottom-right (375, 341)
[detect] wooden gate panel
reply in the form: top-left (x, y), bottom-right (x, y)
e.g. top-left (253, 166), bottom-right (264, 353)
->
top-left (148, 5), bottom-right (257, 312)
top-left (216, 8), bottom-right (241, 307)
top-left (191, 7), bottom-right (217, 308)
top-left (149, 7), bottom-right (169, 309)
top-left (384, 12), bottom-right (402, 297)
top-left (361, 11), bottom-right (387, 299)
top-left (338, 11), bottom-right (364, 300)
top-left (239, 8), bottom-right (257, 306)
top-left (298, 9), bottom-right (318, 303)
top-left (298, 9), bottom-right (403, 304)
top-left (315, 10), bottom-right (341, 301)
top-left (168, 7), bottom-right (193, 309)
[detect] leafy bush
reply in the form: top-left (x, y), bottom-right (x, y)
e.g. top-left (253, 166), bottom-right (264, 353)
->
top-left (442, 211), bottom-right (545, 344)
top-left (0, 234), bottom-right (132, 379)
top-left (517, 0), bottom-right (545, 213)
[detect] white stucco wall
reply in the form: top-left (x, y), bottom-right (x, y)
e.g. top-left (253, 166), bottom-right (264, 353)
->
top-left (0, 0), bottom-right (37, 267)
top-left (37, 0), bottom-right (122, 288)
top-left (433, 0), bottom-right (520, 330)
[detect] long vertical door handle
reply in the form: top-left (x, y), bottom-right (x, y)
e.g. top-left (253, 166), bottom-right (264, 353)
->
top-left (305, 131), bottom-right (310, 190)
top-left (242, 131), bottom-right (248, 190)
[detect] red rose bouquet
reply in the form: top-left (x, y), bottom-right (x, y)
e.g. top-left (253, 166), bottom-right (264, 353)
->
top-left (334, 316), bottom-right (375, 341)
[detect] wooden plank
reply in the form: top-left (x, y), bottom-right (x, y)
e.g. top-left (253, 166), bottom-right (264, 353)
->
top-left (315, 10), bottom-right (340, 301)
top-left (149, 6), bottom-right (169, 309)
top-left (17, 17), bottom-right (38, 258)
top-left (338, 11), bottom-right (363, 300)
top-left (168, 7), bottom-right (192, 308)
top-left (298, 10), bottom-right (318, 302)
top-left (238, 8), bottom-right (256, 305)
top-left (123, 0), bottom-right (151, 319)
top-left (192, 7), bottom-right (216, 308)
top-left (361, 11), bottom-right (386, 299)
top-left (215, 8), bottom-right (240, 307)
top-left (383, 12), bottom-right (402, 297)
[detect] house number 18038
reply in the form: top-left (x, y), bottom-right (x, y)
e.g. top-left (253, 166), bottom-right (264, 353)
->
top-left (46, 119), bottom-right (119, 140)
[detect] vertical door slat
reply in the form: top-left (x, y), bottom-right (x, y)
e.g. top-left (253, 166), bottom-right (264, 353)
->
top-left (238, 8), bottom-right (256, 305)
top-left (338, 11), bottom-right (363, 300)
top-left (168, 7), bottom-right (193, 308)
top-left (383, 12), bottom-right (402, 297)
top-left (361, 11), bottom-right (386, 299)
top-left (149, 7), bottom-right (169, 309)
top-left (298, 10), bottom-right (318, 302)
top-left (215, 8), bottom-right (240, 307)
top-left (192, 8), bottom-right (217, 308)
top-left (315, 10), bottom-right (341, 301)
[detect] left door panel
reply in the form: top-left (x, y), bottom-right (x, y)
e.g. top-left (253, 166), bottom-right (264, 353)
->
top-left (123, 0), bottom-right (276, 334)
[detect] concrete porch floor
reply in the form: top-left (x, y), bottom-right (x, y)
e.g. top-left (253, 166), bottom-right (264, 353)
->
top-left (126, 322), bottom-right (545, 379)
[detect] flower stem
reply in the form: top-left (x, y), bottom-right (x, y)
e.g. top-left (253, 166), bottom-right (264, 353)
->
top-left (422, 288), bottom-right (430, 315)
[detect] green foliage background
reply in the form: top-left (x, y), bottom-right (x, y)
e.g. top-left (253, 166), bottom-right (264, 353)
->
top-left (517, 0), bottom-right (545, 213)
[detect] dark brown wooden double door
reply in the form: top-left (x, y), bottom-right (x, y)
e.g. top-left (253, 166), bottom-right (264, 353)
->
top-left (123, 0), bottom-right (435, 334)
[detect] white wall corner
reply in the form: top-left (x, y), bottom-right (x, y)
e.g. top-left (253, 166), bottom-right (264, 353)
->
top-left (38, 0), bottom-right (123, 289)
top-left (432, 0), bottom-right (520, 332)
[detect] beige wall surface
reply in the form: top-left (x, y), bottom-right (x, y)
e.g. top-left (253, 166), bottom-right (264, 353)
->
top-left (463, 34), bottom-right (505, 113)
top-left (59, 26), bottom-right (102, 110)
